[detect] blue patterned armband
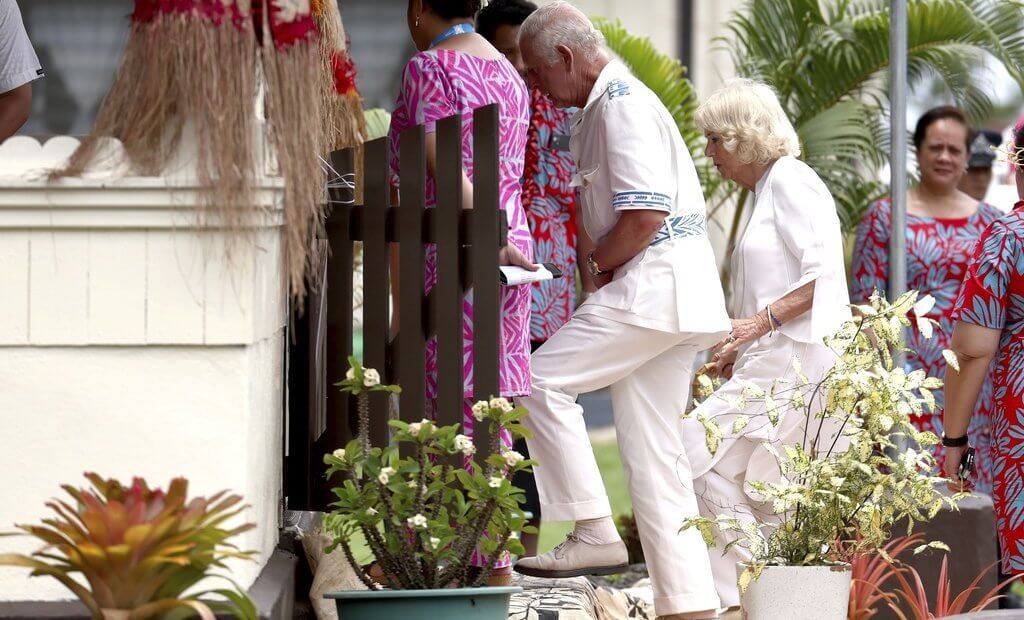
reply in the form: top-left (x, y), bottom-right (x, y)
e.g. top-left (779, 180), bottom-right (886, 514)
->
top-left (612, 191), bottom-right (672, 212)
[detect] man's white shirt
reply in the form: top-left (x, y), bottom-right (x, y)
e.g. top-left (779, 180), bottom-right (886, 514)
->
top-left (568, 60), bottom-right (730, 338)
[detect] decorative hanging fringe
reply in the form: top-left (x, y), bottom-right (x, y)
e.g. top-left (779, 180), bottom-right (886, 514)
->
top-left (56, 0), bottom-right (258, 242)
top-left (52, 0), bottom-right (368, 309)
top-left (313, 0), bottom-right (365, 151)
top-left (259, 0), bottom-right (327, 306)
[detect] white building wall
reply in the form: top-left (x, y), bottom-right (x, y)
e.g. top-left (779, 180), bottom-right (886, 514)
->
top-left (0, 136), bottom-right (286, 601)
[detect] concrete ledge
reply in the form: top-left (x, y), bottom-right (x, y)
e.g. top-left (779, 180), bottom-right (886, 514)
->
top-left (0, 548), bottom-right (297, 620)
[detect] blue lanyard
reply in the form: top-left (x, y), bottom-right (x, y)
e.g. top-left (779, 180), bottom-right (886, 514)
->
top-left (429, 23), bottom-right (474, 49)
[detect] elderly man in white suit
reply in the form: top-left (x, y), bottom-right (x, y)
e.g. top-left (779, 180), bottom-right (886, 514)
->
top-left (513, 3), bottom-right (730, 619)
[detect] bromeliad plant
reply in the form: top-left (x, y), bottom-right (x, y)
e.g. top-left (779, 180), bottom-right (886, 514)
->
top-left (324, 358), bottom-right (535, 590)
top-left (683, 291), bottom-right (964, 591)
top-left (0, 474), bottom-right (256, 620)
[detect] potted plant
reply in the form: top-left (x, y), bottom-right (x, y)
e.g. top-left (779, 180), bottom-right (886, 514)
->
top-left (322, 358), bottom-right (533, 620)
top-left (683, 291), bottom-right (963, 619)
top-left (0, 474), bottom-right (256, 619)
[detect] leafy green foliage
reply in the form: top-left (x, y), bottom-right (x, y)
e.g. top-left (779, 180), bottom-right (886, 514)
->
top-left (324, 359), bottom-right (535, 590)
top-left (726, 0), bottom-right (1024, 233)
top-left (0, 475), bottom-right (256, 619)
top-left (601, 1), bottom-right (1024, 281)
top-left (683, 291), bottom-right (966, 590)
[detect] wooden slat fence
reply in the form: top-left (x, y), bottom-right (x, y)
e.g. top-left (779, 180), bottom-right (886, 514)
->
top-left (286, 105), bottom-right (507, 509)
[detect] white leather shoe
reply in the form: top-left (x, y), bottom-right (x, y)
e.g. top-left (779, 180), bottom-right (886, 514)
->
top-left (514, 533), bottom-right (629, 578)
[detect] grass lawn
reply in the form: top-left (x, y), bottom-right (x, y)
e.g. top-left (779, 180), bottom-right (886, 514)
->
top-left (537, 437), bottom-right (631, 553)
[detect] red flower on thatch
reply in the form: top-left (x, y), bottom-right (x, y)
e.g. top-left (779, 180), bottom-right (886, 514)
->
top-left (331, 51), bottom-right (359, 95)
top-left (265, 0), bottom-right (318, 48)
top-left (132, 0), bottom-right (233, 25)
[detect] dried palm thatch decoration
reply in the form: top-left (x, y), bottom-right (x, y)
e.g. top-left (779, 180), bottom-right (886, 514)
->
top-left (56, 0), bottom-right (259, 240)
top-left (53, 0), bottom-right (367, 308)
top-left (312, 0), bottom-right (365, 151)
top-left (258, 0), bottom-right (326, 305)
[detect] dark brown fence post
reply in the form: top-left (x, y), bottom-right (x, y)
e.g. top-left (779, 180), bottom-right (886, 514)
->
top-left (305, 108), bottom-right (507, 498)
top-left (434, 114), bottom-right (465, 432)
top-left (317, 148), bottom-right (358, 506)
top-left (398, 126), bottom-right (427, 427)
top-left (471, 104), bottom-right (502, 455)
top-left (361, 137), bottom-right (392, 447)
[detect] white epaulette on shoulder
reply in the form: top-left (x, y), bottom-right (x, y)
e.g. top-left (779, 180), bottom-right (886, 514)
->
top-left (607, 79), bottom-right (630, 100)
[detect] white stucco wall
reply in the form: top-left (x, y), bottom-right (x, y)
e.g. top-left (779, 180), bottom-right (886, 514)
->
top-left (0, 136), bottom-right (286, 601)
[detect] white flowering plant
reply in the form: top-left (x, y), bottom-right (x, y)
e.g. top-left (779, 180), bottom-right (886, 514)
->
top-left (682, 292), bottom-right (965, 591)
top-left (323, 357), bottom-right (536, 590)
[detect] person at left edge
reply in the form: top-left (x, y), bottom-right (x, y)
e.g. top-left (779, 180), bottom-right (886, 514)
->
top-left (0, 0), bottom-right (43, 141)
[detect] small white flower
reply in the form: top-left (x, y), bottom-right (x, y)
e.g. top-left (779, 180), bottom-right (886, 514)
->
top-left (502, 450), bottom-right (525, 467)
top-left (332, 448), bottom-right (346, 459)
top-left (378, 466), bottom-right (395, 485)
top-left (471, 401), bottom-right (489, 421)
top-left (454, 434), bottom-right (476, 455)
top-left (408, 418), bottom-right (432, 436)
top-left (429, 536), bottom-right (441, 550)
top-left (407, 513), bottom-right (428, 529)
top-left (408, 480), bottom-right (418, 488)
top-left (489, 397), bottom-right (513, 413)
top-left (363, 368), bottom-right (381, 387)
top-left (345, 368), bottom-right (356, 381)
top-left (366, 507), bottom-right (378, 516)
top-left (488, 476), bottom-right (503, 488)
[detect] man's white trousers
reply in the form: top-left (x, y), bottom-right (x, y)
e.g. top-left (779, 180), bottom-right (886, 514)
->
top-left (519, 311), bottom-right (721, 616)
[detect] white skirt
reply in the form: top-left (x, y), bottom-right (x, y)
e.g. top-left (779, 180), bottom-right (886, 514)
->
top-left (683, 332), bottom-right (843, 494)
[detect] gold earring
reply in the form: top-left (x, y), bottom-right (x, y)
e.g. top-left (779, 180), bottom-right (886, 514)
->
top-left (415, 15), bottom-right (421, 28)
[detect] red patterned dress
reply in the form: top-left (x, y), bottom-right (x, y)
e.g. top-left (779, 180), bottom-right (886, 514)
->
top-left (522, 88), bottom-right (579, 344)
top-left (952, 201), bottom-right (1024, 572)
top-left (851, 197), bottom-right (1001, 493)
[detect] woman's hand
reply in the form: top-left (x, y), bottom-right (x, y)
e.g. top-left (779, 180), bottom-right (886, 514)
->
top-left (942, 445), bottom-right (973, 493)
top-left (712, 315), bottom-right (771, 368)
top-left (499, 245), bottom-right (539, 271)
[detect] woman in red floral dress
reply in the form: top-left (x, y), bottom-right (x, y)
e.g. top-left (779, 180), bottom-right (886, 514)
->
top-left (851, 106), bottom-right (1001, 493)
top-left (943, 117), bottom-right (1024, 573)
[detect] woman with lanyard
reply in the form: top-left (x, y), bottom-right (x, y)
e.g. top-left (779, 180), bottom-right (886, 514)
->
top-left (388, 0), bottom-right (533, 585)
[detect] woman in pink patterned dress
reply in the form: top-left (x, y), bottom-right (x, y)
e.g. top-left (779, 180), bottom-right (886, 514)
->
top-left (388, 0), bottom-right (532, 580)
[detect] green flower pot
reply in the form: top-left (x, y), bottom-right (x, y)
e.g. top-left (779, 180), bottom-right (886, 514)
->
top-left (326, 586), bottom-right (522, 620)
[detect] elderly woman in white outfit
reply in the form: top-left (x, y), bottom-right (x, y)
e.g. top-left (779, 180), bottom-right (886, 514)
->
top-left (683, 79), bottom-right (851, 607)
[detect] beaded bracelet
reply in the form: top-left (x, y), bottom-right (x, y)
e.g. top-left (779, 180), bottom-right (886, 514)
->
top-left (766, 304), bottom-right (783, 334)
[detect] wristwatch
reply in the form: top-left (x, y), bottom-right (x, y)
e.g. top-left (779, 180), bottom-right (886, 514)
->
top-left (587, 251), bottom-right (610, 277)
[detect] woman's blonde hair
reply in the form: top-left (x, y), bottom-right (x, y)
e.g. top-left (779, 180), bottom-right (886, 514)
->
top-left (695, 78), bottom-right (800, 165)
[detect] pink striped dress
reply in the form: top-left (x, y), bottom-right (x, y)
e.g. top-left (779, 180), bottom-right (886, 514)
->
top-left (389, 50), bottom-right (531, 568)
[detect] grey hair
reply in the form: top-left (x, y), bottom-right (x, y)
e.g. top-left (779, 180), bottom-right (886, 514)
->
top-left (518, 1), bottom-right (605, 64)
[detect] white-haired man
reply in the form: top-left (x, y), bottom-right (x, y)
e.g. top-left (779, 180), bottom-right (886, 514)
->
top-left (513, 3), bottom-right (730, 619)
